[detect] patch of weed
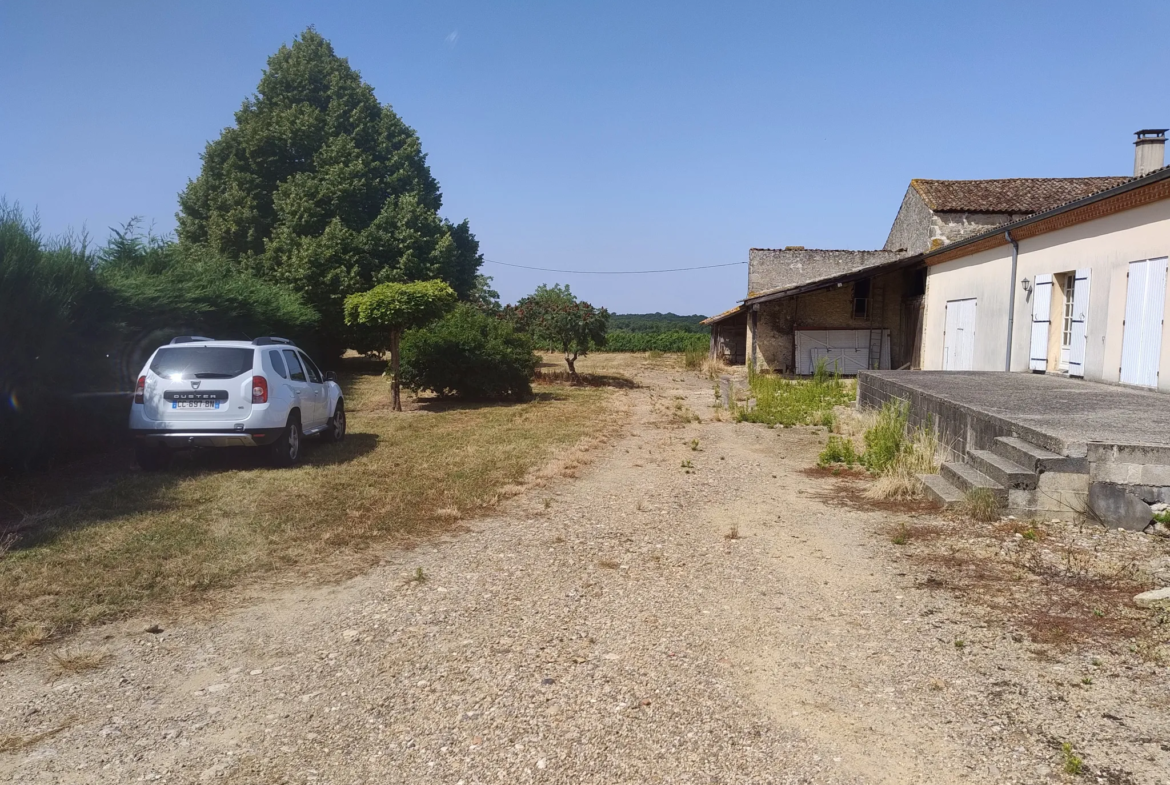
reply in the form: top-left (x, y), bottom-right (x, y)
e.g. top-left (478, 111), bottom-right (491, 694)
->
top-left (735, 361), bottom-right (854, 427)
top-left (1061, 742), bottom-right (1083, 775)
top-left (962, 487), bottom-right (1001, 522)
top-left (818, 436), bottom-right (859, 467)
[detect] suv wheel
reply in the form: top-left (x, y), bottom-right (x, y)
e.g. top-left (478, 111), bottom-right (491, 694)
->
top-left (269, 413), bottom-right (302, 467)
top-left (325, 400), bottom-right (346, 443)
top-left (135, 442), bottom-right (171, 471)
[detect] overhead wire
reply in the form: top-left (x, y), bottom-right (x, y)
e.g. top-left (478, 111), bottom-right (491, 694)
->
top-left (481, 258), bottom-right (745, 275)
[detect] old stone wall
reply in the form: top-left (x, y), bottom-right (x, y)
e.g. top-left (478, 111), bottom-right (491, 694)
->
top-left (748, 248), bottom-right (900, 296)
top-left (750, 268), bottom-right (912, 372)
top-left (931, 210), bottom-right (1032, 247)
top-left (883, 187), bottom-right (934, 254)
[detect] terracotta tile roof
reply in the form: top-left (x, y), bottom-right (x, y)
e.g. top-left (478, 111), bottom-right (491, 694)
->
top-left (911, 177), bottom-right (1129, 214)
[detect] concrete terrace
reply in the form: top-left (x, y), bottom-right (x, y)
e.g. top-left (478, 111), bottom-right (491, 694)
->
top-left (859, 371), bottom-right (1170, 457)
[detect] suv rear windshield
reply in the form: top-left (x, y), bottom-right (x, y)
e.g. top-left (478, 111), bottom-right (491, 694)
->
top-left (150, 347), bottom-right (255, 379)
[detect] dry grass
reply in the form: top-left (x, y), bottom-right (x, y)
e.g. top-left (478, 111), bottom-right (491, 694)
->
top-left (51, 645), bottom-right (109, 674)
top-left (831, 404), bottom-right (944, 501)
top-left (0, 366), bottom-right (621, 650)
top-left (962, 487), bottom-right (1002, 522)
top-left (0, 718), bottom-right (74, 754)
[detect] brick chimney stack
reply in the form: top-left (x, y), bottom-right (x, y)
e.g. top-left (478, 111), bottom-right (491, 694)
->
top-left (1133, 129), bottom-right (1167, 177)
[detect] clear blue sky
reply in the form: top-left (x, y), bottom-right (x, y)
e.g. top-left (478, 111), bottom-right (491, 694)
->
top-left (3, 1), bottom-right (1167, 315)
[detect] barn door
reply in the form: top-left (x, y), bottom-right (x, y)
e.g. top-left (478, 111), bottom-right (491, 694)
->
top-left (1120, 258), bottom-right (1168, 388)
top-left (1067, 269), bottom-right (1091, 377)
top-left (943, 298), bottom-right (977, 371)
top-left (1029, 274), bottom-right (1053, 372)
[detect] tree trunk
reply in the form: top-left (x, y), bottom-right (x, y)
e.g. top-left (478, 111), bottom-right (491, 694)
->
top-left (390, 328), bottom-right (402, 411)
top-left (565, 351), bottom-right (579, 383)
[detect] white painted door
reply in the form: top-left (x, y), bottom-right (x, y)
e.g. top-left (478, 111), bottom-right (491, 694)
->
top-left (943, 298), bottom-right (977, 371)
top-left (1067, 269), bottom-right (1091, 378)
top-left (1119, 258), bottom-right (1168, 388)
top-left (1029, 274), bottom-right (1053, 372)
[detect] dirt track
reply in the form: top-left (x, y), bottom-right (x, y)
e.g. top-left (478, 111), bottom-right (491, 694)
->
top-left (2, 359), bottom-right (1168, 784)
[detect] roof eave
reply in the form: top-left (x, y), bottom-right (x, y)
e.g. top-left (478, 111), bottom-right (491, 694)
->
top-left (743, 253), bottom-right (924, 306)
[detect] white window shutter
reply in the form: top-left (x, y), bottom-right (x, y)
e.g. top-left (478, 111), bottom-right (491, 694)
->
top-left (1067, 269), bottom-right (1091, 377)
top-left (1029, 274), bottom-right (1053, 372)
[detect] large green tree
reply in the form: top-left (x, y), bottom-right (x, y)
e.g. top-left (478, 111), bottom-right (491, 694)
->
top-left (177, 28), bottom-right (481, 359)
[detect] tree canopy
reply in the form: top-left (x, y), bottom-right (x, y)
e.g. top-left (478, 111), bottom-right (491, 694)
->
top-left (344, 279), bottom-right (456, 410)
top-left (177, 27), bottom-right (482, 358)
top-left (507, 284), bottom-right (609, 379)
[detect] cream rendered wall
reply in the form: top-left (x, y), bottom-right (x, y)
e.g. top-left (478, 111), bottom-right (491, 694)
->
top-left (1007, 198), bottom-right (1170, 391)
top-left (921, 247), bottom-right (1013, 371)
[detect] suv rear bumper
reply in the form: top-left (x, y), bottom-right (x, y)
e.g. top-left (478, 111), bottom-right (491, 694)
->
top-left (131, 428), bottom-right (285, 449)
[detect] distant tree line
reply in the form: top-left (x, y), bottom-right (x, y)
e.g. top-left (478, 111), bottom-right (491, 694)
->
top-left (607, 313), bottom-right (709, 335)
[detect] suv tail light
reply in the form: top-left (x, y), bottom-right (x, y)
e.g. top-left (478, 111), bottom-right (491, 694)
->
top-left (134, 375), bottom-right (146, 404)
top-left (251, 375), bottom-right (268, 404)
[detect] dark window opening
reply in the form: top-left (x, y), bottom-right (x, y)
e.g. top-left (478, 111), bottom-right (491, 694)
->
top-left (852, 278), bottom-right (871, 318)
top-left (905, 267), bottom-right (927, 297)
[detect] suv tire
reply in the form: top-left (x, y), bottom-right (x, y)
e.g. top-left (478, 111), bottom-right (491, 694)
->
top-left (135, 442), bottom-right (171, 471)
top-left (324, 399), bottom-right (346, 443)
top-left (269, 413), bottom-right (302, 467)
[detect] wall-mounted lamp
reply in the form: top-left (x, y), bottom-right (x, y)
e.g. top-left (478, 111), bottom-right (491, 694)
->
top-left (1021, 277), bottom-right (1032, 295)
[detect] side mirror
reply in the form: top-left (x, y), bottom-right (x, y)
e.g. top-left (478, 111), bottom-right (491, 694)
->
top-left (325, 371), bottom-right (338, 383)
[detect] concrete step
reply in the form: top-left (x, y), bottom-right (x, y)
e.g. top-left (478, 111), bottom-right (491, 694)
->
top-left (919, 473), bottom-right (964, 507)
top-left (941, 461), bottom-right (1008, 505)
top-left (969, 449), bottom-right (1037, 490)
top-left (993, 437), bottom-right (1088, 474)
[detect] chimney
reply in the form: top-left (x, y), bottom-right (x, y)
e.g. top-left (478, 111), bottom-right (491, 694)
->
top-left (1133, 129), bottom-right (1168, 177)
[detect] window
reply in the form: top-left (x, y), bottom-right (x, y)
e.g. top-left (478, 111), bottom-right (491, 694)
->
top-left (269, 350), bottom-right (288, 379)
top-left (300, 352), bottom-right (322, 384)
top-left (283, 349), bottom-right (306, 382)
top-left (852, 278), bottom-right (871, 318)
top-left (150, 347), bottom-right (254, 379)
top-left (1061, 273), bottom-right (1076, 349)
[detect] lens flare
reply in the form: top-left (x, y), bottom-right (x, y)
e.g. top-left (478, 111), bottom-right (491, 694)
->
top-left (7, 392), bottom-right (19, 412)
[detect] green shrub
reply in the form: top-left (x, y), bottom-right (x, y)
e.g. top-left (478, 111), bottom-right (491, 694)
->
top-left (819, 436), bottom-right (859, 467)
top-left (400, 305), bottom-right (539, 400)
top-left (862, 398), bottom-right (909, 472)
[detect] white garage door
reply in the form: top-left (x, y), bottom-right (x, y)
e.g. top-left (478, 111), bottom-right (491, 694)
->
top-left (795, 330), bottom-right (890, 376)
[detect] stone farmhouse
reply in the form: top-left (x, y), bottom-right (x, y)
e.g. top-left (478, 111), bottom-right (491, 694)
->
top-left (706, 130), bottom-right (1170, 528)
top-left (705, 163), bottom-right (1140, 379)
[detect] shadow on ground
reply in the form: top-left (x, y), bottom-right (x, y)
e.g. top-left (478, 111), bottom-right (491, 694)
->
top-left (0, 432), bottom-right (378, 551)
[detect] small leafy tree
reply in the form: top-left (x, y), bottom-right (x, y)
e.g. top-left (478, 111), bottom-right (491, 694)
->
top-left (343, 280), bottom-right (456, 410)
top-left (507, 284), bottom-right (608, 380)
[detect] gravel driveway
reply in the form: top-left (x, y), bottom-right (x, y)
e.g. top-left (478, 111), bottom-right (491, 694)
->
top-left (2, 362), bottom-right (1168, 784)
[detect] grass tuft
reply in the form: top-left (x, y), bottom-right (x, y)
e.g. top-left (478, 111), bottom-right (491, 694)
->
top-left (962, 487), bottom-right (1002, 522)
top-left (51, 645), bottom-right (108, 674)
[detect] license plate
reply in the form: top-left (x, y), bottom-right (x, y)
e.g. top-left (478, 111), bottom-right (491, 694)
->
top-left (172, 401), bottom-right (220, 410)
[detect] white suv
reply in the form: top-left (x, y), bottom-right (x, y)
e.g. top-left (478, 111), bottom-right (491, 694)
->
top-left (129, 337), bottom-right (345, 469)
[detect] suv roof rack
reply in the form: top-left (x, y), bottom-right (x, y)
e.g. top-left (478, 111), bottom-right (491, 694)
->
top-left (252, 336), bottom-right (295, 346)
top-left (170, 335), bottom-right (215, 344)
